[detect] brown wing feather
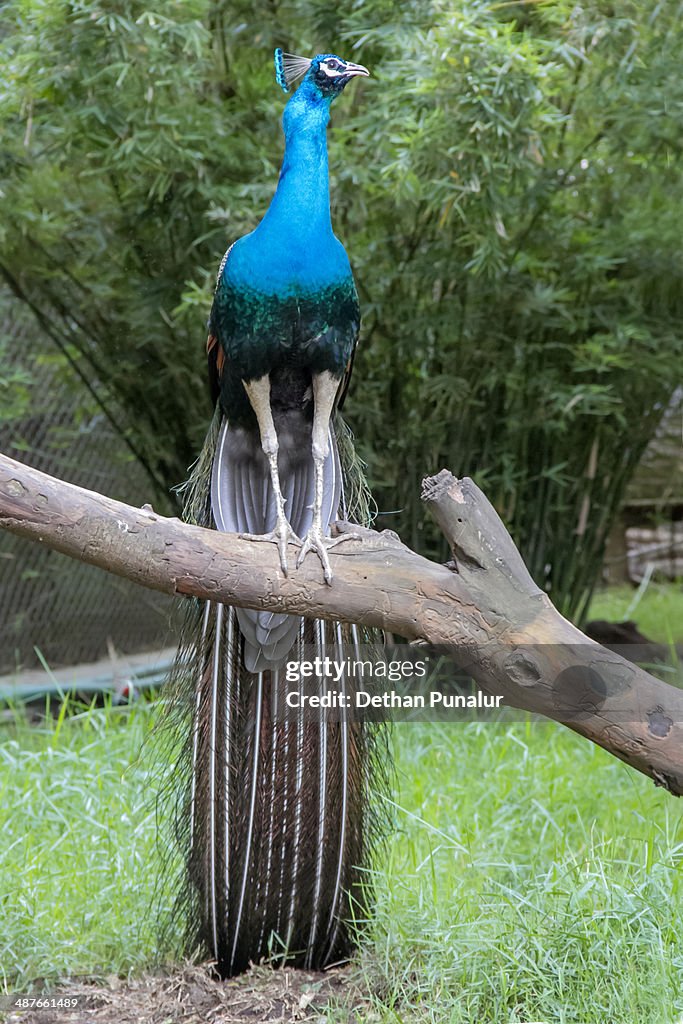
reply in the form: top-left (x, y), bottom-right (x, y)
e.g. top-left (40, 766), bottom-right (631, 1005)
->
top-left (334, 337), bottom-right (358, 413)
top-left (207, 241), bottom-right (236, 406)
top-left (207, 333), bottom-right (225, 406)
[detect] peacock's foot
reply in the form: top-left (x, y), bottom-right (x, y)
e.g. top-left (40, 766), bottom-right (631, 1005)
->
top-left (296, 527), bottom-right (363, 585)
top-left (239, 518), bottom-right (301, 576)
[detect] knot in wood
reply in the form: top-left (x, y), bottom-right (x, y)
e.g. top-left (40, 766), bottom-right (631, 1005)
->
top-left (504, 651), bottom-right (541, 687)
top-left (647, 708), bottom-right (673, 740)
top-left (6, 479), bottom-right (27, 498)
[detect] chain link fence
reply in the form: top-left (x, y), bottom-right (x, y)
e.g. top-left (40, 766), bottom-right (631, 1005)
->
top-left (0, 298), bottom-right (175, 675)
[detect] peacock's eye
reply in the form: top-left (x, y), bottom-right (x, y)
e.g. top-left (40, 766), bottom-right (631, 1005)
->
top-left (326, 58), bottom-right (342, 71)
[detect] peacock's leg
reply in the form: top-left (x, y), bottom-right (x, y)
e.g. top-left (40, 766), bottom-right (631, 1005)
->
top-left (241, 375), bottom-right (300, 575)
top-left (297, 370), bottom-right (361, 584)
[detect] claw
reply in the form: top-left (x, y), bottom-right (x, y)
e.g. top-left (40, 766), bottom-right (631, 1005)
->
top-left (239, 518), bottom-right (301, 576)
top-left (296, 528), bottom-right (363, 584)
top-left (297, 527), bottom-right (333, 583)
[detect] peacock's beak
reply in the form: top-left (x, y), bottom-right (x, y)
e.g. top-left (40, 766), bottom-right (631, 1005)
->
top-left (343, 62), bottom-right (370, 79)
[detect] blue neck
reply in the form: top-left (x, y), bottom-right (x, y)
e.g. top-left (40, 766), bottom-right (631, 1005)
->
top-left (230, 80), bottom-right (350, 294)
top-left (258, 84), bottom-right (333, 241)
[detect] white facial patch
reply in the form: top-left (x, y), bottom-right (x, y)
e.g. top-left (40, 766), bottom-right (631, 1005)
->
top-left (319, 59), bottom-right (347, 79)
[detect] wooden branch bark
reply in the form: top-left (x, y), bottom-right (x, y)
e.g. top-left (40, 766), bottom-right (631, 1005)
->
top-left (1, 453), bottom-right (682, 795)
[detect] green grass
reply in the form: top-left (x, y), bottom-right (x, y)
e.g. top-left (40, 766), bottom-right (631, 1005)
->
top-left (588, 581), bottom-right (683, 644)
top-left (1, 704), bottom-right (682, 1023)
top-left (345, 721), bottom-right (683, 1023)
top-left (0, 699), bottom-right (177, 990)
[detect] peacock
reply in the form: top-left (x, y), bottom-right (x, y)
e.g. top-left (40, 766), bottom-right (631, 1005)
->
top-left (160, 49), bottom-right (388, 979)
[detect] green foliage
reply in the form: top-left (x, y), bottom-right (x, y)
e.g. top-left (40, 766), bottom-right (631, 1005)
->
top-left (0, 302), bottom-right (33, 424)
top-left (1, 0), bottom-right (681, 614)
top-left (0, 348), bottom-right (31, 425)
top-left (342, 0), bottom-right (683, 620)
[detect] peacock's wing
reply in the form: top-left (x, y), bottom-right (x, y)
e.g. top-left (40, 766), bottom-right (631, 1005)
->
top-left (329, 277), bottom-right (361, 414)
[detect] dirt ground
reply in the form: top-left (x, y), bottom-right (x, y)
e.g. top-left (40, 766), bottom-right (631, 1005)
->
top-left (1, 963), bottom-right (373, 1024)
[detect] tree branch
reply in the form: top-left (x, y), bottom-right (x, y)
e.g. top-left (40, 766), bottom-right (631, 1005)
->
top-left (1, 453), bottom-right (681, 795)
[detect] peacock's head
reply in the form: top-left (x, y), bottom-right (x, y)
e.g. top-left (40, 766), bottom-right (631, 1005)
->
top-left (274, 49), bottom-right (369, 101)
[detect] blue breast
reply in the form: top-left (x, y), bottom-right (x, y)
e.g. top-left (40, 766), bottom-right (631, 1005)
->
top-left (225, 228), bottom-right (352, 296)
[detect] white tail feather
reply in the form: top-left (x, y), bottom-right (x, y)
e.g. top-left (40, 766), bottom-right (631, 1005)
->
top-left (229, 670), bottom-right (264, 970)
top-left (306, 620), bottom-right (329, 965)
top-left (325, 621), bottom-right (349, 956)
top-left (189, 602), bottom-right (212, 844)
top-left (209, 602), bottom-right (224, 958)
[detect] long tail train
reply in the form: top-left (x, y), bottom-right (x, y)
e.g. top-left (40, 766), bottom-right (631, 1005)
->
top-left (156, 410), bottom-right (388, 977)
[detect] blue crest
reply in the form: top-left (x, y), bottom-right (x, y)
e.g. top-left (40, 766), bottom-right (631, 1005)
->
top-left (274, 48), bottom-right (288, 93)
top-left (273, 48), bottom-right (312, 94)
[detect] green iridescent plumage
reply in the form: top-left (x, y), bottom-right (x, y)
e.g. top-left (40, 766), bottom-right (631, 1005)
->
top-left (210, 278), bottom-right (359, 426)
